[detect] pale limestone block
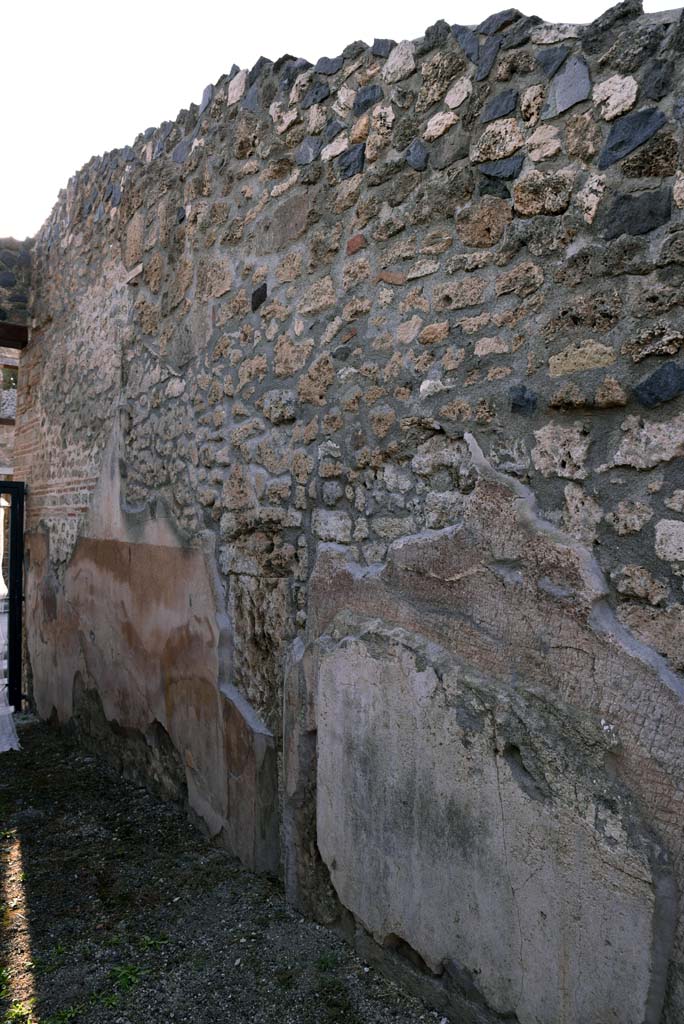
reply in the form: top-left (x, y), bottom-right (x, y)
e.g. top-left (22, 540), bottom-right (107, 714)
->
top-left (592, 74), bottom-right (638, 121)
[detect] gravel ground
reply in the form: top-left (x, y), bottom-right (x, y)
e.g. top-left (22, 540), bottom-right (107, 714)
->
top-left (0, 719), bottom-right (435, 1024)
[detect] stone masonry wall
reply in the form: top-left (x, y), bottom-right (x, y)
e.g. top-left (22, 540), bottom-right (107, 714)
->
top-left (0, 238), bottom-right (31, 327)
top-left (16, 3), bottom-right (684, 1021)
top-left (0, 237), bottom-right (29, 476)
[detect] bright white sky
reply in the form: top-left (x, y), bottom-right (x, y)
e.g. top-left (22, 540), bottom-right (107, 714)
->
top-left (0, 0), bottom-right (675, 238)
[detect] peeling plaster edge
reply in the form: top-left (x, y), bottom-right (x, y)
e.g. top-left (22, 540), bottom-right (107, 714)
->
top-left (219, 681), bottom-right (275, 741)
top-left (464, 432), bottom-right (684, 702)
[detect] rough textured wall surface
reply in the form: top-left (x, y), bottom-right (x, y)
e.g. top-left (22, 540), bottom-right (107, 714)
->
top-left (0, 348), bottom-right (19, 475)
top-left (0, 238), bottom-right (31, 327)
top-left (16, 2), bottom-right (684, 1020)
top-left (0, 236), bottom-right (27, 476)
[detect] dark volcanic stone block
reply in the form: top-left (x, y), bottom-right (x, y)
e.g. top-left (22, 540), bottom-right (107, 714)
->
top-left (634, 361), bottom-right (684, 407)
top-left (478, 154), bottom-right (525, 179)
top-left (301, 81), bottom-right (330, 109)
top-left (581, 0), bottom-right (642, 55)
top-left (481, 89), bottom-right (518, 123)
top-left (272, 53), bottom-right (297, 73)
top-left (172, 137), bottom-right (192, 164)
top-left (279, 58), bottom-right (312, 91)
top-left (372, 38), bottom-right (396, 58)
top-left (416, 20), bottom-right (451, 56)
top-left (501, 16), bottom-right (542, 50)
top-left (295, 136), bottom-right (323, 165)
top-left (353, 84), bottom-right (384, 117)
top-left (536, 45), bottom-right (569, 78)
top-left (476, 37), bottom-right (502, 81)
top-left (641, 60), bottom-right (673, 101)
top-left (248, 56), bottom-right (273, 86)
top-left (315, 55), bottom-right (344, 75)
top-left (243, 83), bottom-right (262, 113)
top-left (337, 144), bottom-right (366, 179)
top-left (598, 107), bottom-right (668, 168)
top-left (541, 56), bottom-right (591, 119)
top-left (199, 84), bottom-right (213, 114)
top-left (251, 284), bottom-right (268, 312)
top-left (342, 41), bottom-right (367, 60)
top-left (405, 139), bottom-right (429, 171)
top-left (602, 188), bottom-right (672, 240)
top-left (323, 120), bottom-right (345, 144)
top-left (451, 24), bottom-right (479, 63)
top-left (477, 8), bottom-right (521, 34)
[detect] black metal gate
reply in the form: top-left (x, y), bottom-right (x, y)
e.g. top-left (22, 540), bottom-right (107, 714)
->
top-left (0, 482), bottom-right (25, 710)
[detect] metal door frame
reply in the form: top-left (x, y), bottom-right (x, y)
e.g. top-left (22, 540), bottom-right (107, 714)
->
top-left (0, 481), bottom-right (25, 709)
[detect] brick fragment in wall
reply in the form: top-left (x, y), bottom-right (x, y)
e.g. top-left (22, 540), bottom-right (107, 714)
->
top-left (15, 8), bottom-right (684, 1023)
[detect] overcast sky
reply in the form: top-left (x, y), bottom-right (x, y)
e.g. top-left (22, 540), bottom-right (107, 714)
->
top-left (1, 0), bottom-right (674, 239)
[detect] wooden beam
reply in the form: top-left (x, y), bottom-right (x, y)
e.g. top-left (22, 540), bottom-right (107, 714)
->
top-left (0, 324), bottom-right (28, 349)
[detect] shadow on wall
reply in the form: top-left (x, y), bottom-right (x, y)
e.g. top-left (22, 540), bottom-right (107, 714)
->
top-left (0, 722), bottom-right (290, 1023)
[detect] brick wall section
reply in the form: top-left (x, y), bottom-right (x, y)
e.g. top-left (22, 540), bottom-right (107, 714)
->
top-left (15, 338), bottom-right (97, 528)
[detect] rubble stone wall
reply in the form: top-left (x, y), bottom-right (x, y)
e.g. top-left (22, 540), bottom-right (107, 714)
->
top-left (16, 3), bottom-right (684, 1020)
top-left (0, 238), bottom-right (31, 327)
top-left (0, 236), bottom-right (29, 476)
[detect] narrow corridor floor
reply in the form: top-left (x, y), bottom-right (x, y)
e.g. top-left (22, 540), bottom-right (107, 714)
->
top-left (0, 721), bottom-right (431, 1024)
